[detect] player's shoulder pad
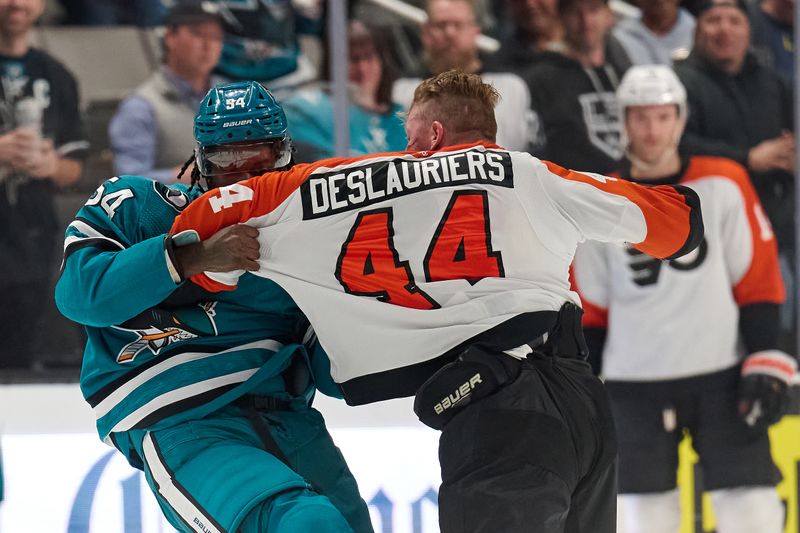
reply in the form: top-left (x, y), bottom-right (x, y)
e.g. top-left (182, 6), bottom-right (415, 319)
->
top-left (71, 176), bottom-right (197, 241)
top-left (683, 156), bottom-right (753, 196)
top-left (688, 155), bottom-right (748, 180)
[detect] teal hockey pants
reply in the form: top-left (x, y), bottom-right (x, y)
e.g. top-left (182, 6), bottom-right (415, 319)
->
top-left (127, 402), bottom-right (374, 533)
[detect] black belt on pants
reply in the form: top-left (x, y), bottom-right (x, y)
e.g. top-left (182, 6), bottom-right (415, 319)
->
top-left (235, 394), bottom-right (292, 466)
top-left (529, 302), bottom-right (588, 360)
top-left (413, 302), bottom-right (589, 430)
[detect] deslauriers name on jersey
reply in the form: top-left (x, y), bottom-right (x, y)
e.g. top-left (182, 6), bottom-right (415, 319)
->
top-left (300, 150), bottom-right (514, 220)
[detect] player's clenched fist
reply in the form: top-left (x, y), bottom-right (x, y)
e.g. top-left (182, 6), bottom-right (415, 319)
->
top-left (175, 224), bottom-right (261, 277)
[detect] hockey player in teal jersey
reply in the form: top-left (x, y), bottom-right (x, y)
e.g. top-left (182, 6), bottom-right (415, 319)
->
top-left (56, 81), bottom-right (372, 533)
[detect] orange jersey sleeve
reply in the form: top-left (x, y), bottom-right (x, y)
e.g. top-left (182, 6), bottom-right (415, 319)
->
top-left (170, 157), bottom-right (350, 291)
top-left (543, 161), bottom-right (703, 260)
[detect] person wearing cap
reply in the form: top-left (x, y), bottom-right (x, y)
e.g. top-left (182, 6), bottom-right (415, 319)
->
top-left (109, 0), bottom-right (226, 184)
top-left (674, 0), bottom-right (795, 351)
top-left (573, 64), bottom-right (792, 533)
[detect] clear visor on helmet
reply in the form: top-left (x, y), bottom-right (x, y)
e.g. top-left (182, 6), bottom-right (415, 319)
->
top-left (195, 138), bottom-right (293, 177)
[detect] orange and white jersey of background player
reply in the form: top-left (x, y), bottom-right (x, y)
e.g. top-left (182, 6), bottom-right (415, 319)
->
top-left (573, 155), bottom-right (785, 382)
top-left (171, 141), bottom-right (703, 404)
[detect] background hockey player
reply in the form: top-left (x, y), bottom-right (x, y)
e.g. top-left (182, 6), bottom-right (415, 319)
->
top-left (572, 65), bottom-right (796, 533)
top-left (55, 81), bottom-right (372, 533)
top-left (169, 69), bottom-right (705, 533)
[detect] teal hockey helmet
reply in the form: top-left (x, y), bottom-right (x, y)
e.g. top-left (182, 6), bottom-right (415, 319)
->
top-left (194, 81), bottom-right (293, 178)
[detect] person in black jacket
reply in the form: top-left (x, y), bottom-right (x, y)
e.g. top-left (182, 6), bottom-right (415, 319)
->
top-left (0, 0), bottom-right (88, 369)
top-left (675, 0), bottom-right (793, 244)
top-left (675, 0), bottom-right (795, 349)
top-left (522, 0), bottom-right (631, 174)
top-left (488, 0), bottom-right (565, 73)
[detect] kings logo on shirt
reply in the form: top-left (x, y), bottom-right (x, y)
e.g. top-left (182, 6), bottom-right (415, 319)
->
top-left (111, 302), bottom-right (218, 363)
top-left (300, 150), bottom-right (514, 219)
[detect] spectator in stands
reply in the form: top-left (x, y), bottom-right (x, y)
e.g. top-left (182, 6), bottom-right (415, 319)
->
top-left (488, 0), bottom-right (565, 72)
top-left (0, 0), bottom-right (87, 368)
top-left (392, 0), bottom-right (536, 152)
top-left (522, 0), bottom-right (630, 174)
top-left (109, 1), bottom-right (225, 184)
top-left (282, 20), bottom-right (407, 162)
top-left (747, 0), bottom-right (794, 86)
top-left (675, 0), bottom-right (795, 350)
top-left (612, 0), bottom-right (696, 65)
top-left (209, 0), bottom-right (323, 90)
top-left (675, 0), bottom-right (793, 254)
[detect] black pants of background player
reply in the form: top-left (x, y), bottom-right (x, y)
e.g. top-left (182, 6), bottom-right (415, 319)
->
top-left (606, 366), bottom-right (782, 495)
top-left (437, 324), bottom-right (618, 532)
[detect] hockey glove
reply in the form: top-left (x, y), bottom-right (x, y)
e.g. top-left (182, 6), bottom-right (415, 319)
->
top-left (738, 351), bottom-right (797, 434)
top-left (414, 345), bottom-right (519, 430)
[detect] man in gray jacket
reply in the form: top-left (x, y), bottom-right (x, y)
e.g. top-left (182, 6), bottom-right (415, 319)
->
top-left (109, 1), bottom-right (225, 183)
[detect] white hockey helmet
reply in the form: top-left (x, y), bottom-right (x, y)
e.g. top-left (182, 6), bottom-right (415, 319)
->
top-left (616, 65), bottom-right (687, 119)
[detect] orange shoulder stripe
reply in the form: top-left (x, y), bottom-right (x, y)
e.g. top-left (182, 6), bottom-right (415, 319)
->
top-left (544, 161), bottom-right (693, 259)
top-left (682, 156), bottom-right (784, 305)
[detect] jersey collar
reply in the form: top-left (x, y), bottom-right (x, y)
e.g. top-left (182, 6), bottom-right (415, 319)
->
top-left (412, 140), bottom-right (504, 158)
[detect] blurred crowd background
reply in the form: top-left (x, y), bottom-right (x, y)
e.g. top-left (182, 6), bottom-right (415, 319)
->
top-left (0, 0), bottom-right (795, 383)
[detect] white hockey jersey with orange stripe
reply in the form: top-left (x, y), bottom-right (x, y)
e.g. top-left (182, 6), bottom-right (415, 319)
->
top-left (171, 142), bottom-right (703, 403)
top-left (573, 156), bottom-right (785, 381)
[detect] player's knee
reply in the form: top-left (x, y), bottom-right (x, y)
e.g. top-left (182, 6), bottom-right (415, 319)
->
top-left (619, 490), bottom-right (680, 533)
top-left (711, 487), bottom-right (784, 533)
top-left (239, 489), bottom-right (354, 533)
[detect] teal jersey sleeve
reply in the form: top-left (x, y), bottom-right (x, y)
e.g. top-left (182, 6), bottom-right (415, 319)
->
top-left (55, 176), bottom-right (202, 327)
top-left (56, 177), bottom-right (340, 444)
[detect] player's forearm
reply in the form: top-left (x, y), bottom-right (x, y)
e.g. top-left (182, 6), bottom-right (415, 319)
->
top-left (739, 302), bottom-right (784, 354)
top-left (56, 235), bottom-right (180, 327)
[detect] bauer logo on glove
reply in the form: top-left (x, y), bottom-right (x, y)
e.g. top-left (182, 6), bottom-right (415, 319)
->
top-left (414, 344), bottom-right (519, 430)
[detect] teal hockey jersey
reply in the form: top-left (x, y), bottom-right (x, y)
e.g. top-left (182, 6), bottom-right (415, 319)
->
top-left (56, 176), bottom-right (338, 444)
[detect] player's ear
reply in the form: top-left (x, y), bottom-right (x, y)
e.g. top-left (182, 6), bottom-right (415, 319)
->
top-left (430, 121), bottom-right (445, 151)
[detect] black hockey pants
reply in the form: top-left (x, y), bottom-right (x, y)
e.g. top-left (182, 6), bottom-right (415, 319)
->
top-left (436, 308), bottom-right (618, 532)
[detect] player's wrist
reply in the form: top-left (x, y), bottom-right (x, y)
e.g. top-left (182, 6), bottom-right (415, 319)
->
top-left (163, 234), bottom-right (186, 284)
top-left (742, 350), bottom-right (798, 385)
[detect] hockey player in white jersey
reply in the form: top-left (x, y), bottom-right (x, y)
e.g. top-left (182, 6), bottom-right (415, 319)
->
top-left (572, 65), bottom-right (796, 533)
top-left (170, 69), bottom-right (705, 533)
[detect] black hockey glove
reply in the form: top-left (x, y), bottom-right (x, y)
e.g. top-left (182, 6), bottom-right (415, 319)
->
top-left (414, 345), bottom-right (520, 430)
top-left (738, 351), bottom-right (797, 435)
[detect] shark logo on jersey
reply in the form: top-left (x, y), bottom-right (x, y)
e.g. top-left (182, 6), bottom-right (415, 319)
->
top-left (626, 237), bottom-right (708, 286)
top-left (112, 302), bottom-right (218, 363)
